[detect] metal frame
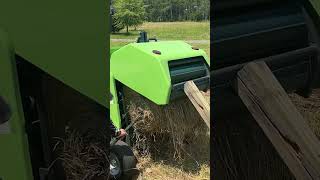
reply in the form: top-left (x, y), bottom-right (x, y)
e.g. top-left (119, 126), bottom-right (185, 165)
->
top-left (0, 29), bottom-right (33, 180)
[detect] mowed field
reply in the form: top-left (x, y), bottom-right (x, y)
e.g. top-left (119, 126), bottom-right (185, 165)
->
top-left (111, 21), bottom-right (210, 57)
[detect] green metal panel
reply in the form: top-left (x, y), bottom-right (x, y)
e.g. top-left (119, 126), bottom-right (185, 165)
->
top-left (0, 0), bottom-right (109, 108)
top-left (111, 47), bottom-right (122, 55)
top-left (111, 41), bottom-right (208, 105)
top-left (110, 41), bottom-right (209, 128)
top-left (0, 30), bottom-right (33, 180)
top-left (310, 0), bottom-right (320, 15)
top-left (110, 72), bottom-right (121, 129)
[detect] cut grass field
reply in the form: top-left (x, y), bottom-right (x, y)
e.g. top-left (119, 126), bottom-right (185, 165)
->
top-left (111, 21), bottom-right (209, 40)
top-left (137, 156), bottom-right (210, 180)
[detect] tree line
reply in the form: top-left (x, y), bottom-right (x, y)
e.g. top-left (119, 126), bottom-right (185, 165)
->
top-left (143, 0), bottom-right (210, 22)
top-left (111, 0), bottom-right (210, 33)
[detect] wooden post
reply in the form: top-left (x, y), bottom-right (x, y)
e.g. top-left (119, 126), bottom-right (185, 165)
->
top-left (184, 81), bottom-right (210, 129)
top-left (235, 61), bottom-right (320, 180)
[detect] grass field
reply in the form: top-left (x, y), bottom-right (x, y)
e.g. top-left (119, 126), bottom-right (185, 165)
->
top-left (111, 21), bottom-right (210, 56)
top-left (111, 21), bottom-right (209, 40)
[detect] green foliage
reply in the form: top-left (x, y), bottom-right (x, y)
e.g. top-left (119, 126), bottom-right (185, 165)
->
top-left (111, 14), bottom-right (124, 33)
top-left (143, 0), bottom-right (210, 22)
top-left (113, 0), bottom-right (146, 33)
top-left (111, 0), bottom-right (209, 24)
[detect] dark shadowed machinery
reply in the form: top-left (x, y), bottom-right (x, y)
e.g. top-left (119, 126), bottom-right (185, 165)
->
top-left (211, 0), bottom-right (320, 179)
top-left (212, 0), bottom-right (320, 116)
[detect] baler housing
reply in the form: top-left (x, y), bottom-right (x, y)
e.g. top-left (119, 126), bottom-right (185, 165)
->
top-left (110, 41), bottom-right (210, 128)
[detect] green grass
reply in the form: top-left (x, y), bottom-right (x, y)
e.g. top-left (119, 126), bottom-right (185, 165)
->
top-left (111, 21), bottom-right (209, 40)
top-left (110, 41), bottom-right (130, 47)
top-left (111, 21), bottom-right (210, 57)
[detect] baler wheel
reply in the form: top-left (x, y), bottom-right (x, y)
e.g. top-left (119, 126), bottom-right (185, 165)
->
top-left (110, 140), bottom-right (139, 179)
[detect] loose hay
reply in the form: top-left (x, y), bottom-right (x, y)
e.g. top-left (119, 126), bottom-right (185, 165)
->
top-left (123, 86), bottom-right (210, 165)
top-left (213, 112), bottom-right (294, 180)
top-left (213, 89), bottom-right (320, 180)
top-left (289, 89), bottom-right (320, 138)
top-left (57, 129), bottom-right (109, 180)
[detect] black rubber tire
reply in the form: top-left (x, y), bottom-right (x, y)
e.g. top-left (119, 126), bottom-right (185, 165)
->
top-left (110, 140), bottom-right (138, 179)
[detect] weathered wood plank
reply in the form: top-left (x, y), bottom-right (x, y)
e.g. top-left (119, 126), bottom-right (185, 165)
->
top-left (235, 61), bottom-right (320, 180)
top-left (184, 81), bottom-right (210, 129)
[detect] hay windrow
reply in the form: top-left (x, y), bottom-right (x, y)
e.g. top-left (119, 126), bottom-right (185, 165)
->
top-left (123, 86), bottom-right (210, 164)
top-left (57, 129), bottom-right (109, 180)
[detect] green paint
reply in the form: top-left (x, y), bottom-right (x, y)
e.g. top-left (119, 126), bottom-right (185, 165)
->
top-left (0, 30), bottom-right (33, 180)
top-left (110, 72), bottom-right (122, 128)
top-left (110, 41), bottom-right (209, 129)
top-left (310, 0), bottom-right (320, 15)
top-left (0, 1), bottom-right (109, 179)
top-left (111, 46), bottom-right (122, 55)
top-left (0, 0), bottom-right (109, 108)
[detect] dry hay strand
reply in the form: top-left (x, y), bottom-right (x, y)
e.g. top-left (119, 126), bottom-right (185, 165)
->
top-left (213, 111), bottom-right (294, 180)
top-left (135, 152), bottom-right (210, 180)
top-left (56, 129), bottom-right (109, 180)
top-left (289, 89), bottom-right (320, 139)
top-left (213, 89), bottom-right (320, 180)
top-left (123, 86), bottom-right (210, 164)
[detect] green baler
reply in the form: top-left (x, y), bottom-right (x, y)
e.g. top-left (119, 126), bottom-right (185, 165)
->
top-left (109, 33), bottom-right (210, 178)
top-left (0, 1), bottom-right (108, 180)
top-left (110, 38), bottom-right (210, 129)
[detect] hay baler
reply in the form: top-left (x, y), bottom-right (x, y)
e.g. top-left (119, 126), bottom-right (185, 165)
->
top-left (109, 32), bottom-right (210, 178)
top-left (0, 1), bottom-right (108, 180)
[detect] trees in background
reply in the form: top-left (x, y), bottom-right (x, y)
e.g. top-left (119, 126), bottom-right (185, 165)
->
top-left (111, 0), bottom-right (210, 33)
top-left (113, 0), bottom-right (146, 33)
top-left (144, 0), bottom-right (210, 22)
top-left (111, 10), bottom-right (125, 33)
